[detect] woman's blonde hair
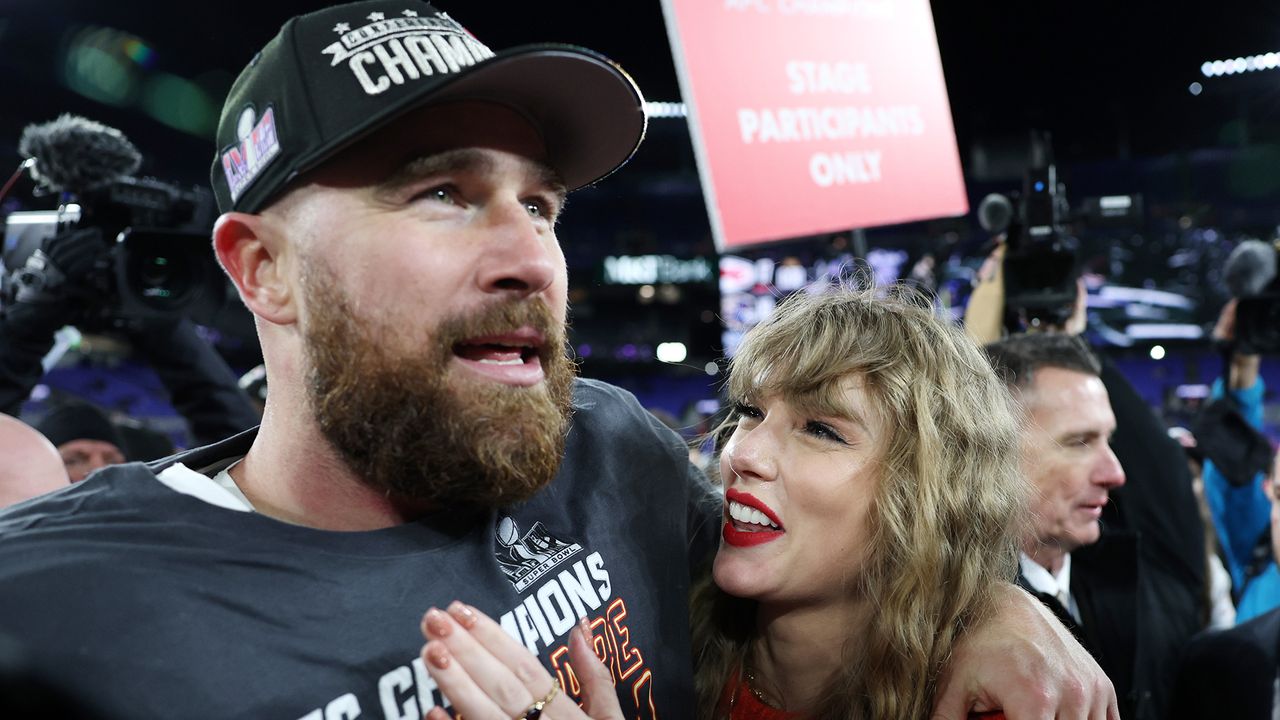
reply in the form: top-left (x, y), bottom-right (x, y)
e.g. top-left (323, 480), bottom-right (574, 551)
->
top-left (693, 284), bottom-right (1027, 720)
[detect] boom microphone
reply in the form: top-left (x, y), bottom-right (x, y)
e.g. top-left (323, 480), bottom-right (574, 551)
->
top-left (1223, 239), bottom-right (1277, 299)
top-left (17, 114), bottom-right (141, 195)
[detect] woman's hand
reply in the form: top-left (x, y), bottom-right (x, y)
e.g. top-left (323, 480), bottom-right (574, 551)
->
top-left (421, 602), bottom-right (623, 720)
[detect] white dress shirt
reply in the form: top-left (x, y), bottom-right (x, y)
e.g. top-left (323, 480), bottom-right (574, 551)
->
top-left (1020, 551), bottom-right (1082, 626)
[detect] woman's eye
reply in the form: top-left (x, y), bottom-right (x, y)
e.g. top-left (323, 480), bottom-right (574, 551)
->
top-left (732, 402), bottom-right (762, 420)
top-left (805, 421), bottom-right (847, 444)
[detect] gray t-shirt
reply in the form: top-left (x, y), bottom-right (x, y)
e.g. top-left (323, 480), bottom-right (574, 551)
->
top-left (0, 378), bottom-right (721, 720)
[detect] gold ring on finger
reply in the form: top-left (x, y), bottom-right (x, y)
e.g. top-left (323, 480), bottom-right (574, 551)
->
top-left (514, 679), bottom-right (560, 720)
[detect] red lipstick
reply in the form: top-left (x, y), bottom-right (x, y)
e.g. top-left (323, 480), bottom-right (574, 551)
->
top-left (722, 488), bottom-right (784, 548)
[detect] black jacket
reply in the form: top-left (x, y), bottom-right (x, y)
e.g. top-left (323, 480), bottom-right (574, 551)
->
top-left (1170, 607), bottom-right (1280, 720)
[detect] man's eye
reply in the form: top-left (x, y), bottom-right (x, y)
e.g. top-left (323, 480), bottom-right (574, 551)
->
top-left (525, 200), bottom-right (553, 219)
top-left (415, 186), bottom-right (456, 205)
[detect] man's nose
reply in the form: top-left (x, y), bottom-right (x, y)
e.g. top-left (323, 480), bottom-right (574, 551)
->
top-left (473, 199), bottom-right (558, 298)
top-left (1094, 444), bottom-right (1126, 489)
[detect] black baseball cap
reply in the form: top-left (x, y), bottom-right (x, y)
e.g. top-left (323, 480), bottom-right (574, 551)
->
top-left (211, 0), bottom-right (647, 214)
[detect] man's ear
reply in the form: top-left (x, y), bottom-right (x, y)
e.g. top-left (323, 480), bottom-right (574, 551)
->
top-left (213, 212), bottom-right (296, 325)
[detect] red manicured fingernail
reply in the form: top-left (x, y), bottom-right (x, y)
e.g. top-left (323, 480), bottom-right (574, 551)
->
top-left (424, 608), bottom-right (452, 638)
top-left (425, 642), bottom-right (451, 669)
top-left (448, 601), bottom-right (477, 629)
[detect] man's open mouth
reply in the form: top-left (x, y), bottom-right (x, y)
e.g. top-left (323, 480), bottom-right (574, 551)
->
top-left (451, 330), bottom-right (547, 386)
top-left (453, 342), bottom-right (539, 365)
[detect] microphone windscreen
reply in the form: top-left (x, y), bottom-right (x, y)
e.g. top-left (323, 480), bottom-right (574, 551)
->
top-left (977, 193), bottom-right (1014, 234)
top-left (17, 114), bottom-right (141, 195)
top-left (1223, 239), bottom-right (1277, 298)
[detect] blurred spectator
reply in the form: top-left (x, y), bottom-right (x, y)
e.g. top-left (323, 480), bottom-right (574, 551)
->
top-left (1169, 605), bottom-right (1280, 720)
top-left (34, 402), bottom-right (129, 482)
top-left (1169, 425), bottom-right (1237, 629)
top-left (0, 414), bottom-right (67, 507)
top-left (1169, 446), bottom-right (1280, 718)
top-left (1198, 300), bottom-right (1277, 623)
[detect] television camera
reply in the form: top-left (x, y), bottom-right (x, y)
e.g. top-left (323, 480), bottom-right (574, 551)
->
top-left (2, 115), bottom-right (231, 331)
top-left (977, 133), bottom-right (1142, 329)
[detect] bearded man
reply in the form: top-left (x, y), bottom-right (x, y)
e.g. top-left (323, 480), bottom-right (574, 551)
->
top-left (0, 2), bottom-right (1116, 718)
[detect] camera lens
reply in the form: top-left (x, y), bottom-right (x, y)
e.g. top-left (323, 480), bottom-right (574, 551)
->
top-left (128, 247), bottom-right (193, 307)
top-left (140, 256), bottom-right (172, 290)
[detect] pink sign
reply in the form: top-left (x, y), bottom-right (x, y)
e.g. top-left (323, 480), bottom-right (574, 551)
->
top-left (661, 0), bottom-right (969, 250)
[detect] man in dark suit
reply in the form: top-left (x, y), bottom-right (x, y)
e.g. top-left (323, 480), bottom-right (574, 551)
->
top-left (987, 334), bottom-right (1169, 719)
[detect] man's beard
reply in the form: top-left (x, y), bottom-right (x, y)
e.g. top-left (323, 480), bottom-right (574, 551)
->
top-left (300, 276), bottom-right (576, 509)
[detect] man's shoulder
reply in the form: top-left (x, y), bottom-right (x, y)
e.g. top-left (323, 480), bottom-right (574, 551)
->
top-left (0, 462), bottom-right (161, 529)
top-left (0, 429), bottom-right (257, 535)
top-left (0, 464), bottom-right (184, 588)
top-left (570, 376), bottom-right (643, 412)
top-left (568, 377), bottom-right (683, 448)
top-left (561, 377), bottom-right (700, 484)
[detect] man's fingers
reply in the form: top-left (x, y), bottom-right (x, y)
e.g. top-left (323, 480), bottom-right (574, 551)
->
top-left (927, 674), bottom-right (970, 720)
top-left (931, 584), bottom-right (1116, 720)
top-left (1099, 680), bottom-right (1120, 720)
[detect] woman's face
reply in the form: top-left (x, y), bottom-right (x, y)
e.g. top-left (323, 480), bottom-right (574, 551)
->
top-left (713, 375), bottom-right (884, 611)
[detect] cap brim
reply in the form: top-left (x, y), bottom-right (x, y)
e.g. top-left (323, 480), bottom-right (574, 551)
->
top-left (296, 44), bottom-right (647, 192)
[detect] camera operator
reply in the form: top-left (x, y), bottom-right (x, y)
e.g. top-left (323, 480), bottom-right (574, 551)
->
top-left (0, 225), bottom-right (259, 446)
top-left (1199, 295), bottom-right (1277, 623)
top-left (0, 115), bottom-right (260, 446)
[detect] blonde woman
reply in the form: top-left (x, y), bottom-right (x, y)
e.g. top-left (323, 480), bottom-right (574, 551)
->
top-left (691, 286), bottom-right (1025, 719)
top-left (417, 286), bottom-right (1115, 720)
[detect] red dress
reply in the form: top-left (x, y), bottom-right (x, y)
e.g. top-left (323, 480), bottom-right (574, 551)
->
top-left (722, 676), bottom-right (800, 720)
top-left (721, 675), bottom-right (1008, 720)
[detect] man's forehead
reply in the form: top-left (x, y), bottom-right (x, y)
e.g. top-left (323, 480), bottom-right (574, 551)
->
top-left (1025, 369), bottom-right (1114, 427)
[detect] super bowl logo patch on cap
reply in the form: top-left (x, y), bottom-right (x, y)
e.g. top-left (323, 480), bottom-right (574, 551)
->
top-left (221, 105), bottom-right (281, 202)
top-left (320, 8), bottom-right (495, 96)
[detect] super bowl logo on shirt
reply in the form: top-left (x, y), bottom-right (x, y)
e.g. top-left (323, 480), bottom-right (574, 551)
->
top-left (494, 515), bottom-right (583, 592)
top-left (321, 8), bottom-right (496, 96)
